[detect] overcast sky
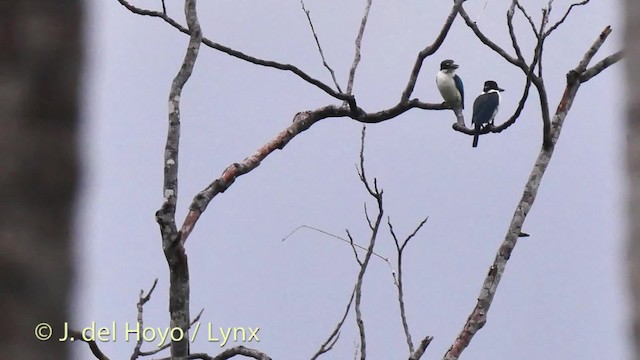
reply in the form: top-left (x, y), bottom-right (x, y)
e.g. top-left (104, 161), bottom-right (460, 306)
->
top-left (76, 1), bottom-right (626, 359)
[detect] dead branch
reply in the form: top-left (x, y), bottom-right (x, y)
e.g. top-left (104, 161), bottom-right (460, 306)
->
top-left (410, 336), bottom-right (434, 360)
top-left (401, 0), bottom-right (465, 101)
top-left (346, 0), bottom-right (373, 96)
top-left (116, 0), bottom-right (354, 104)
top-left (388, 216), bottom-right (429, 355)
top-left (347, 229), bottom-right (364, 266)
top-left (130, 279), bottom-right (159, 360)
top-left (177, 100), bottom-right (447, 244)
top-left (155, 346), bottom-right (272, 360)
top-left (152, 0), bottom-right (202, 359)
top-left (506, 2), bottom-right (526, 61)
top-left (443, 25), bottom-right (621, 360)
top-left (138, 309), bottom-right (203, 357)
top-left (545, 0), bottom-right (590, 37)
top-left (580, 50), bottom-right (624, 82)
top-left (300, 0), bottom-right (342, 92)
top-left (280, 224), bottom-right (391, 264)
top-left (69, 329), bottom-right (110, 360)
top-left (351, 126), bottom-right (385, 360)
top-left (310, 287), bottom-right (356, 359)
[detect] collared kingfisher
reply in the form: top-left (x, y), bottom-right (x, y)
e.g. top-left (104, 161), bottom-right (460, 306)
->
top-left (471, 80), bottom-right (505, 148)
top-left (436, 59), bottom-right (464, 110)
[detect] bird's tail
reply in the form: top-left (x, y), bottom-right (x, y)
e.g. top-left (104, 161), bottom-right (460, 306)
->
top-left (472, 124), bottom-right (480, 148)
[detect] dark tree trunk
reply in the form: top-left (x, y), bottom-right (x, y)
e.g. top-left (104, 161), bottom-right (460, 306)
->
top-left (627, 1), bottom-right (640, 359)
top-left (0, 1), bottom-right (82, 358)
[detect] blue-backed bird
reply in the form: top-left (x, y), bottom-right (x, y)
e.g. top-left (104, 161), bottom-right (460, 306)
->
top-left (471, 80), bottom-right (505, 148)
top-left (436, 59), bottom-right (464, 110)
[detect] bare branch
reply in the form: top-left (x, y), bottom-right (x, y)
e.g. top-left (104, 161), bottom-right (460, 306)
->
top-left (69, 329), bottom-right (110, 360)
top-left (156, 347), bottom-right (272, 360)
top-left (280, 224), bottom-right (390, 264)
top-left (580, 50), bottom-right (624, 83)
top-left (458, 4), bottom-right (525, 70)
top-left (364, 202), bottom-right (374, 230)
top-left (401, 0), bottom-right (465, 101)
top-left (515, 1), bottom-right (538, 38)
top-left (410, 336), bottom-right (434, 360)
top-left (357, 126), bottom-right (375, 197)
top-left (310, 287), bottom-right (356, 359)
top-left (459, 1), bottom-right (557, 147)
top-left (138, 309), bottom-right (203, 357)
top-left (351, 126), bottom-right (385, 360)
top-left (130, 279), bottom-right (159, 360)
top-left (150, 1), bottom-right (202, 359)
top-left (452, 56), bottom-right (536, 136)
top-left (138, 344), bottom-right (170, 357)
top-left (545, 0), bottom-right (590, 37)
top-left (443, 26), bottom-right (616, 360)
top-left (116, 0), bottom-right (354, 104)
top-left (388, 216), bottom-right (429, 355)
top-left (178, 100), bottom-right (446, 244)
top-left (507, 1), bottom-right (526, 61)
top-left (534, 9), bottom-right (553, 148)
top-left (347, 229), bottom-right (364, 266)
top-left (300, 1), bottom-right (343, 92)
top-left (346, 0), bottom-right (373, 96)
top-left (576, 26), bottom-right (613, 72)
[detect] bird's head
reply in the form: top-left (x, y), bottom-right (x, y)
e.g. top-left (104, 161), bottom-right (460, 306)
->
top-left (483, 80), bottom-right (505, 93)
top-left (440, 59), bottom-right (459, 71)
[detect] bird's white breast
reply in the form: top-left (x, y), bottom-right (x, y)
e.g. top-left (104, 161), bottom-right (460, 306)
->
top-left (436, 71), bottom-right (461, 104)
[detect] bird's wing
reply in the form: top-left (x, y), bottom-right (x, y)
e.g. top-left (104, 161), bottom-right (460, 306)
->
top-left (472, 92), bottom-right (499, 125)
top-left (454, 74), bottom-right (464, 109)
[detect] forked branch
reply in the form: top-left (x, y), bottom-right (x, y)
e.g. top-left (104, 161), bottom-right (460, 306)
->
top-left (352, 126), bottom-right (385, 360)
top-left (443, 25), bottom-right (621, 360)
top-left (388, 216), bottom-right (430, 356)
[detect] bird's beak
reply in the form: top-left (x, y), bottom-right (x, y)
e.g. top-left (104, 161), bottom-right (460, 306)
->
top-left (452, 64), bottom-right (459, 69)
top-left (497, 87), bottom-right (505, 92)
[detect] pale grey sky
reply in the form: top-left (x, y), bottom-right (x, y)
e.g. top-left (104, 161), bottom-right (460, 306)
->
top-left (77, 1), bottom-right (626, 359)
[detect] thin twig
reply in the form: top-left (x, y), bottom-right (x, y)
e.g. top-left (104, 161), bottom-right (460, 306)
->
top-left (545, 0), bottom-right (590, 37)
top-left (515, 1), bottom-right (538, 38)
top-left (310, 287), bottom-right (356, 359)
top-left (363, 202), bottom-right (374, 231)
top-left (69, 329), bottom-right (110, 360)
top-left (458, 5), bottom-right (524, 70)
top-left (388, 216), bottom-right (429, 354)
top-left (507, 1), bottom-right (525, 61)
top-left (116, 0), bottom-right (355, 105)
top-left (345, 0), bottom-right (373, 96)
top-left (130, 279), bottom-right (159, 360)
top-left (535, 7), bottom-right (552, 147)
top-left (300, 0), bottom-right (343, 92)
top-left (280, 224), bottom-right (390, 265)
top-left (347, 229), bottom-right (364, 266)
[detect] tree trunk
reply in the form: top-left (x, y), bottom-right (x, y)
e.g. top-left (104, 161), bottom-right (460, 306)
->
top-left (627, 1), bottom-right (640, 358)
top-left (0, 1), bottom-right (82, 358)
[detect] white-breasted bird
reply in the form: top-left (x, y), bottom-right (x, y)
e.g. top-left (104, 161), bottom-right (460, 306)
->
top-left (471, 80), bottom-right (505, 148)
top-left (436, 59), bottom-right (464, 110)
